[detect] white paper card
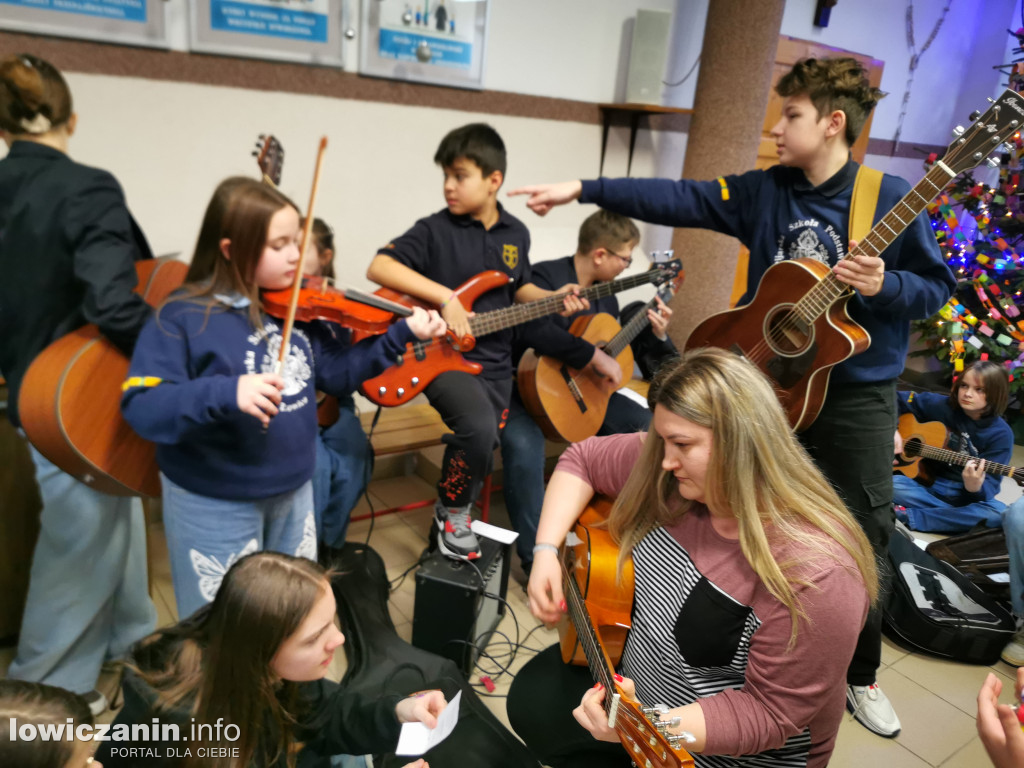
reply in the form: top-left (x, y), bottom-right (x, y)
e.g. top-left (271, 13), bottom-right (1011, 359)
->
top-left (395, 690), bottom-right (462, 756)
top-left (615, 386), bottom-right (649, 409)
top-left (471, 520), bottom-right (519, 544)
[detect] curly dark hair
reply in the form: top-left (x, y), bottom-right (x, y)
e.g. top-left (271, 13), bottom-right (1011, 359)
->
top-left (775, 57), bottom-right (885, 146)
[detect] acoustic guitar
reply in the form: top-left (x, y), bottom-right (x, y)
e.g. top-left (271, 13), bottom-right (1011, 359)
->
top-left (895, 412), bottom-right (1024, 487)
top-left (560, 496), bottom-right (695, 768)
top-left (519, 281), bottom-right (677, 443)
top-left (361, 260), bottom-right (682, 407)
top-left (685, 90), bottom-right (1022, 431)
top-left (19, 257), bottom-right (187, 497)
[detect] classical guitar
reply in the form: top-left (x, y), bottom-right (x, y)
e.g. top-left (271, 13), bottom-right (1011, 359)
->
top-left (519, 280), bottom-right (678, 443)
top-left (686, 90), bottom-right (1022, 431)
top-left (361, 260), bottom-right (682, 407)
top-left (561, 497), bottom-right (695, 768)
top-left (895, 412), bottom-right (1024, 487)
top-left (19, 257), bottom-right (188, 497)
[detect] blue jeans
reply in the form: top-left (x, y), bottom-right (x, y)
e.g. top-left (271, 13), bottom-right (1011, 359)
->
top-left (500, 389), bottom-right (651, 569)
top-left (1004, 499), bottom-right (1024, 617)
top-left (313, 396), bottom-right (372, 548)
top-left (160, 475), bottom-right (316, 619)
top-left (7, 445), bottom-right (156, 694)
top-left (893, 473), bottom-right (1005, 532)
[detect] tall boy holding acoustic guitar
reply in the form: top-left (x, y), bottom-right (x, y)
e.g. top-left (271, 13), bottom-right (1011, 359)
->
top-left (511, 58), bottom-right (956, 738)
top-left (367, 123), bottom-right (591, 561)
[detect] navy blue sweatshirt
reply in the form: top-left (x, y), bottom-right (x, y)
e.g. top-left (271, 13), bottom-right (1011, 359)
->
top-left (121, 295), bottom-right (414, 500)
top-left (580, 161), bottom-right (956, 384)
top-left (897, 390), bottom-right (1014, 502)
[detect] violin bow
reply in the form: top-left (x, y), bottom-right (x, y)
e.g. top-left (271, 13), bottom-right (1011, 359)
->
top-left (275, 136), bottom-right (328, 377)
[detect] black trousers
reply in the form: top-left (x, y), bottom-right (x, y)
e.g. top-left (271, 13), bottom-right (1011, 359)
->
top-left (424, 371), bottom-right (513, 508)
top-left (507, 644), bottom-right (630, 768)
top-left (799, 379), bottom-right (897, 686)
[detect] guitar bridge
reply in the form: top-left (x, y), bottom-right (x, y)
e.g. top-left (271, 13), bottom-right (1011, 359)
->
top-left (559, 364), bottom-right (588, 414)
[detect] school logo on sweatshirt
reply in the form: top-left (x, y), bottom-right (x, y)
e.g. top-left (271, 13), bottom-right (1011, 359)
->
top-left (774, 217), bottom-right (845, 265)
top-left (245, 321), bottom-right (312, 401)
top-left (502, 243), bottom-right (519, 269)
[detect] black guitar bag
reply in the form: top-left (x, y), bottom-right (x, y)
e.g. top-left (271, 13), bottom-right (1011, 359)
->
top-left (325, 542), bottom-right (540, 768)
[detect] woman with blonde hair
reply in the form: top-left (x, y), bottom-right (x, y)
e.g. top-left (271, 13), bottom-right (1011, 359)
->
top-left (508, 348), bottom-right (878, 768)
top-left (96, 551), bottom-right (443, 768)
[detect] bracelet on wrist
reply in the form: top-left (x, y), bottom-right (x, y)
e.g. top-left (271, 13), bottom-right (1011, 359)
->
top-left (440, 291), bottom-right (458, 309)
top-left (533, 543), bottom-right (560, 557)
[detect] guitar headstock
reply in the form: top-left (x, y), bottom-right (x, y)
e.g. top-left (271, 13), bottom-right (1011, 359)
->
top-left (941, 89), bottom-right (1022, 176)
top-left (651, 259), bottom-right (683, 286)
top-left (253, 134), bottom-right (284, 187)
top-left (613, 695), bottom-right (694, 768)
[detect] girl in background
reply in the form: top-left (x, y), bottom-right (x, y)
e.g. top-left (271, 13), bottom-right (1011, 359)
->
top-left (122, 179), bottom-right (445, 618)
top-left (96, 551), bottom-right (441, 768)
top-left (893, 360), bottom-right (1013, 532)
top-left (0, 680), bottom-right (99, 768)
top-left (302, 218), bottom-right (373, 550)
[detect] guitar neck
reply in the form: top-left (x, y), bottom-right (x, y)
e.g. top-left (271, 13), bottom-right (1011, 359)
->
top-left (468, 270), bottom-right (661, 338)
top-left (916, 444), bottom-right (1024, 483)
top-left (561, 560), bottom-right (618, 711)
top-left (797, 163), bottom-right (956, 321)
top-left (604, 293), bottom-right (659, 359)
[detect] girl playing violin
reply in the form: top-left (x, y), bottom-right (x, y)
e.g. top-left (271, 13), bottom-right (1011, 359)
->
top-left (96, 551), bottom-right (443, 768)
top-left (508, 348), bottom-right (878, 768)
top-left (121, 178), bottom-right (445, 619)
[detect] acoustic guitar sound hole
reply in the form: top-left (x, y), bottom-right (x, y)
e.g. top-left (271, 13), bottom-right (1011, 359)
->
top-left (764, 305), bottom-right (812, 356)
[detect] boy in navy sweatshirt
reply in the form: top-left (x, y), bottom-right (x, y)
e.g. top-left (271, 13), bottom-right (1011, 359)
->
top-left (509, 57), bottom-right (956, 739)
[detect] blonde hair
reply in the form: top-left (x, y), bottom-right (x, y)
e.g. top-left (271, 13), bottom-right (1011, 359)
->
top-left (608, 348), bottom-right (878, 647)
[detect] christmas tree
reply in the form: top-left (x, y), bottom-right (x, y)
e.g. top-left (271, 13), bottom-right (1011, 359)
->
top-left (910, 40), bottom-right (1024, 433)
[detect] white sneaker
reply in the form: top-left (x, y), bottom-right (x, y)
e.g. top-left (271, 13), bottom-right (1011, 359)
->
top-left (1002, 627), bottom-right (1024, 667)
top-left (846, 683), bottom-right (901, 737)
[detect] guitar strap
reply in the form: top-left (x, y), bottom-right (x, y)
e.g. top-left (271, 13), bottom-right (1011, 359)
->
top-left (849, 164), bottom-right (884, 243)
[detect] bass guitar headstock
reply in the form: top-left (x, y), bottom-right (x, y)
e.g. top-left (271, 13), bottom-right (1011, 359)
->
top-left (650, 257), bottom-right (683, 287)
top-left (940, 89), bottom-right (1022, 176)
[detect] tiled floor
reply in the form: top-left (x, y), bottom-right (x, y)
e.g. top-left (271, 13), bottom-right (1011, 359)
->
top-left (3, 454), bottom-right (1022, 768)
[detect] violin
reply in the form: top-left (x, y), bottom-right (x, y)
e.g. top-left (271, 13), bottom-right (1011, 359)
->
top-left (261, 276), bottom-right (412, 336)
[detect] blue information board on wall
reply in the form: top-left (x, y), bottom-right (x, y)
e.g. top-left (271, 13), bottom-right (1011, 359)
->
top-left (0, 0), bottom-right (166, 46)
top-left (209, 0), bottom-right (328, 43)
top-left (377, 28), bottom-right (471, 70)
top-left (189, 0), bottom-right (344, 65)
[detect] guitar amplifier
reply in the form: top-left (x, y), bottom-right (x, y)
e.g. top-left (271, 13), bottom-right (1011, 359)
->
top-left (412, 536), bottom-right (510, 675)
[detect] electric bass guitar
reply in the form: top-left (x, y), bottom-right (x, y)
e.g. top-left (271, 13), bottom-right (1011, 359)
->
top-left (895, 413), bottom-right (1024, 486)
top-left (560, 496), bottom-right (695, 768)
top-left (519, 280), bottom-right (677, 442)
top-left (361, 260), bottom-right (682, 407)
top-left (685, 90), bottom-right (1023, 431)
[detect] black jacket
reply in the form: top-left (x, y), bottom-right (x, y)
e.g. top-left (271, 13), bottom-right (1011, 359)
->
top-left (95, 636), bottom-right (403, 767)
top-left (0, 141), bottom-right (152, 426)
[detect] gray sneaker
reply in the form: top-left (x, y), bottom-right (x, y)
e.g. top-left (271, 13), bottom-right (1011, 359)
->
top-left (1002, 626), bottom-right (1024, 667)
top-left (434, 502), bottom-right (480, 560)
top-left (846, 683), bottom-right (901, 737)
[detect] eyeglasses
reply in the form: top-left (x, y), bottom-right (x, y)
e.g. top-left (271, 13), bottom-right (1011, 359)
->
top-left (605, 249), bottom-right (633, 267)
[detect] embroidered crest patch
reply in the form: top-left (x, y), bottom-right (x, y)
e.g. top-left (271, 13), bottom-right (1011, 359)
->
top-left (502, 244), bottom-right (519, 269)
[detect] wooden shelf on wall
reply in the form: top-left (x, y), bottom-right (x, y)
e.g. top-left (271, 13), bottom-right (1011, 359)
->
top-left (597, 103), bottom-right (694, 176)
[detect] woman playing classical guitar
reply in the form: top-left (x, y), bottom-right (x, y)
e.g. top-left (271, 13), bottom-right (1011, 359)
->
top-left (0, 53), bottom-right (156, 716)
top-left (509, 348), bottom-right (878, 768)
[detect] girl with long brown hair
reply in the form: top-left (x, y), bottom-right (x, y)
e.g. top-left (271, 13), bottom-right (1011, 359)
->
top-left (95, 551), bottom-right (443, 768)
top-left (507, 348), bottom-right (878, 768)
top-left (121, 178), bottom-right (446, 619)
